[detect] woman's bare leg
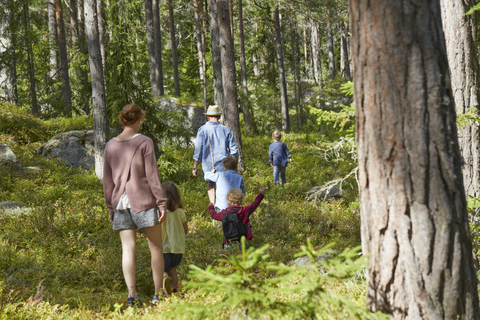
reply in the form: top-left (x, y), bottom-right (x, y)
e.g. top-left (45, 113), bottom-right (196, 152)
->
top-left (143, 224), bottom-right (164, 295)
top-left (119, 229), bottom-right (137, 298)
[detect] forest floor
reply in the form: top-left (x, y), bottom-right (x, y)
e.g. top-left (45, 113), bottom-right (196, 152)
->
top-left (0, 103), bottom-right (387, 319)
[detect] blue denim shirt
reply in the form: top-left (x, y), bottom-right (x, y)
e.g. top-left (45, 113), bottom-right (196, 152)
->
top-left (268, 141), bottom-right (291, 167)
top-left (193, 122), bottom-right (239, 174)
top-left (205, 170), bottom-right (245, 210)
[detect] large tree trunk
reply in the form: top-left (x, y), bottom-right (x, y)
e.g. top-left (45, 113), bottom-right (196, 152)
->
top-left (55, 0), bottom-right (72, 116)
top-left (440, 0), bottom-right (480, 199)
top-left (168, 0), bottom-right (180, 97)
top-left (327, 9), bottom-right (335, 79)
top-left (340, 20), bottom-right (350, 79)
top-left (350, 0), bottom-right (480, 318)
top-left (209, 0), bottom-right (224, 114)
top-left (194, 0), bottom-right (207, 111)
top-left (48, 0), bottom-right (58, 80)
top-left (217, 0), bottom-right (244, 172)
top-left (144, 0), bottom-right (157, 96)
top-left (25, 0), bottom-right (38, 115)
top-left (70, 0), bottom-right (79, 51)
top-left (238, 0), bottom-right (255, 134)
top-left (274, 6), bottom-right (290, 132)
top-left (311, 21), bottom-right (322, 91)
top-left (152, 0), bottom-right (164, 96)
top-left (84, 0), bottom-right (108, 179)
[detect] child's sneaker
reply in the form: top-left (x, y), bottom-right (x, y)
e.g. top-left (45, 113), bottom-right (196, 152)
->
top-left (163, 276), bottom-right (173, 295)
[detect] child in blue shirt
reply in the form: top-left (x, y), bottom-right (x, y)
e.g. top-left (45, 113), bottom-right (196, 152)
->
top-left (204, 156), bottom-right (245, 211)
top-left (268, 130), bottom-right (292, 187)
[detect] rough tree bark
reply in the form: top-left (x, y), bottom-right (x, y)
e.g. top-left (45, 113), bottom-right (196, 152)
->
top-left (440, 0), bottom-right (480, 199)
top-left (350, 0), bottom-right (480, 318)
top-left (273, 6), bottom-right (290, 132)
top-left (152, 0), bottom-right (164, 96)
top-left (55, 0), bottom-right (72, 116)
top-left (194, 0), bottom-right (207, 111)
top-left (311, 21), bottom-right (322, 91)
top-left (84, 0), bottom-right (108, 179)
top-left (25, 0), bottom-right (38, 115)
top-left (209, 0), bottom-right (224, 114)
top-left (327, 9), bottom-right (335, 79)
top-left (340, 20), bottom-right (350, 79)
top-left (217, 0), bottom-right (244, 171)
top-left (168, 0), bottom-right (180, 97)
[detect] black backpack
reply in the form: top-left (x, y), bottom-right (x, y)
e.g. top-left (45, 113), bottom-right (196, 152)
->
top-left (222, 207), bottom-right (247, 243)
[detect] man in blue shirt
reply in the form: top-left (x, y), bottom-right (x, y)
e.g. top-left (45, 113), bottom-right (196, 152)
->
top-left (192, 105), bottom-right (239, 203)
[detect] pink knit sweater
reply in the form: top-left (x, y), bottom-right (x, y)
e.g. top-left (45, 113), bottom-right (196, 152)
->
top-left (103, 135), bottom-right (166, 215)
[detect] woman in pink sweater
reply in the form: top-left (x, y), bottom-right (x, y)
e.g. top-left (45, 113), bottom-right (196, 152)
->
top-left (103, 104), bottom-right (167, 306)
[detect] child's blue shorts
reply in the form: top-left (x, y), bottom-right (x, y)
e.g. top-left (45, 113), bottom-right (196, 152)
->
top-left (164, 253), bottom-right (183, 272)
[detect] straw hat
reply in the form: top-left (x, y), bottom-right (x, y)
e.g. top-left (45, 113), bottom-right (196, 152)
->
top-left (204, 105), bottom-right (222, 116)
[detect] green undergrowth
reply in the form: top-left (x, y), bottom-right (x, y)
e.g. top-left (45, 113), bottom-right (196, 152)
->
top-left (0, 103), bottom-right (379, 319)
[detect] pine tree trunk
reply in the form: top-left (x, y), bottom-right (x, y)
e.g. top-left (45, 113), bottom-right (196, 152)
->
top-left (145, 0), bottom-right (157, 96)
top-left (274, 6), bottom-right (290, 132)
top-left (70, 0), bottom-right (79, 51)
top-left (238, 0), bottom-right (254, 134)
top-left (340, 20), bottom-right (350, 79)
top-left (194, 0), bottom-right (207, 110)
top-left (168, 0), bottom-right (180, 97)
top-left (152, 0), bottom-right (164, 96)
top-left (209, 0), bottom-right (224, 113)
top-left (310, 21), bottom-right (322, 91)
top-left (84, 0), bottom-right (108, 179)
top-left (96, 0), bottom-right (105, 69)
top-left (55, 0), bottom-right (72, 116)
top-left (327, 10), bottom-right (335, 79)
top-left (350, 0), bottom-right (480, 318)
top-left (48, 0), bottom-right (58, 80)
top-left (78, 0), bottom-right (85, 54)
top-left (217, 0), bottom-right (244, 171)
top-left (440, 0), bottom-right (480, 199)
top-left (303, 24), bottom-right (309, 79)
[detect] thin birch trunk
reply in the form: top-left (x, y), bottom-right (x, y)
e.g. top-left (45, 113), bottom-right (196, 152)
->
top-left (340, 20), bottom-right (350, 79)
top-left (25, 0), bottom-right (38, 115)
top-left (97, 0), bottom-right (105, 69)
top-left (70, 0), bottom-right (79, 51)
top-left (209, 0), bottom-right (224, 113)
top-left (152, 0), bottom-right (164, 96)
top-left (145, 0), bottom-right (157, 96)
top-left (311, 21), bottom-right (322, 91)
top-left (48, 0), bottom-right (58, 79)
top-left (327, 9), bottom-right (335, 79)
top-left (194, 0), bottom-right (207, 110)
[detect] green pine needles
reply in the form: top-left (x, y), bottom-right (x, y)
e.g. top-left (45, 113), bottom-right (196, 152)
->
top-left (170, 238), bottom-right (388, 320)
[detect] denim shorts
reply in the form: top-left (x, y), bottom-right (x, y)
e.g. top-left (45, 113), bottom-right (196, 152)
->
top-left (164, 253), bottom-right (183, 272)
top-left (112, 207), bottom-right (159, 230)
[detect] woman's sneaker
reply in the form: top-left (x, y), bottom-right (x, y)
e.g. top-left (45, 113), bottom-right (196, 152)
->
top-left (127, 293), bottom-right (143, 308)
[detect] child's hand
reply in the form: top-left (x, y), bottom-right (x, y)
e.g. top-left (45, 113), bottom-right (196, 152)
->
top-left (288, 158), bottom-right (292, 163)
top-left (259, 186), bottom-right (265, 194)
top-left (209, 202), bottom-right (214, 207)
top-left (270, 162), bottom-right (273, 167)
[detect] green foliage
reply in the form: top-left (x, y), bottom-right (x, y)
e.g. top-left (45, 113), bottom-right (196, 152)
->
top-left (170, 238), bottom-right (387, 320)
top-left (456, 107), bottom-right (480, 129)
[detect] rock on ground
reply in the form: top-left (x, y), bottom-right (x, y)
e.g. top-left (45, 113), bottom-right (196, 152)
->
top-left (37, 130), bottom-right (94, 170)
top-left (0, 142), bottom-right (23, 170)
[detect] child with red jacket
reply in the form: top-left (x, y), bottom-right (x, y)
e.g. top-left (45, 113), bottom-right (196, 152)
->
top-left (208, 186), bottom-right (265, 249)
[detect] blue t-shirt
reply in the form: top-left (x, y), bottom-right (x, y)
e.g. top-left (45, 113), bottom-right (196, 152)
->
top-left (204, 170), bottom-right (245, 210)
top-left (268, 141), bottom-right (291, 167)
